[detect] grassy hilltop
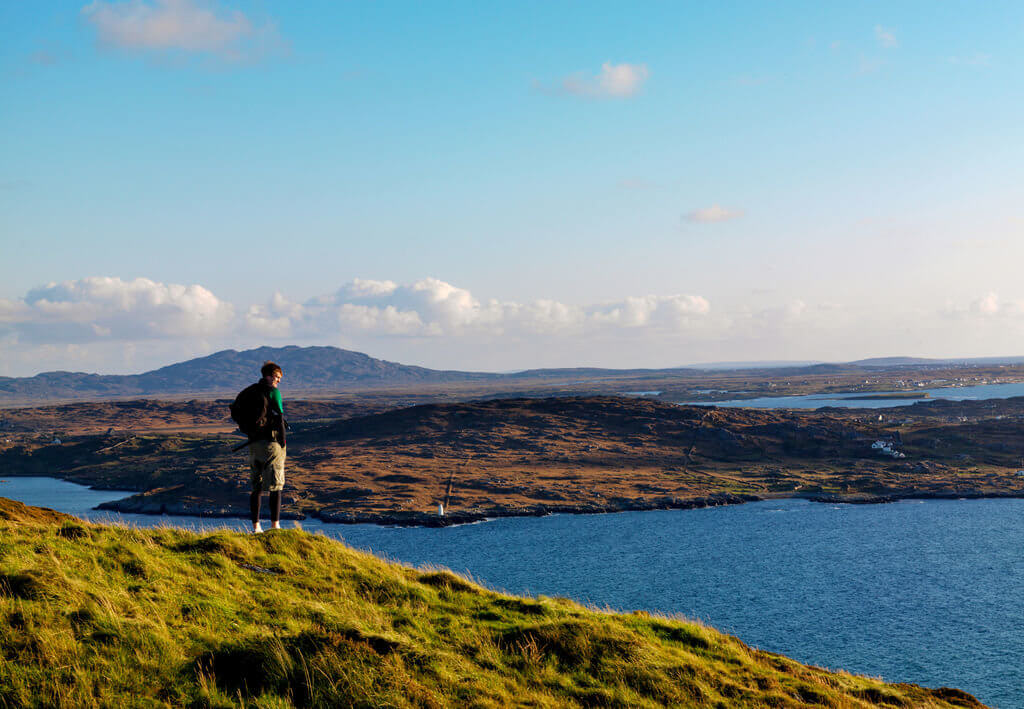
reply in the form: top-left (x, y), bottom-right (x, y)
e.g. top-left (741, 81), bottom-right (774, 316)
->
top-left (0, 499), bottom-right (983, 708)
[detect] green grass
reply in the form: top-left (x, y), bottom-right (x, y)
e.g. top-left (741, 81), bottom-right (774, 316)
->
top-left (0, 498), bottom-right (984, 708)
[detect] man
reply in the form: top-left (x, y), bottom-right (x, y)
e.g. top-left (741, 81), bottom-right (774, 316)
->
top-left (231, 361), bottom-right (287, 533)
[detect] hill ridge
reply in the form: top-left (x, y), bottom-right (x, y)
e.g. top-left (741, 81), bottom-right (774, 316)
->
top-left (0, 345), bottom-right (498, 401)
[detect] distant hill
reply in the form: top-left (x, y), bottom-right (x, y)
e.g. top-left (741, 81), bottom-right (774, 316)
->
top-left (6, 345), bottom-right (1024, 404)
top-left (683, 359), bottom-right (827, 370)
top-left (509, 366), bottom-right (699, 379)
top-left (849, 356), bottom-right (939, 367)
top-left (0, 346), bottom-right (498, 401)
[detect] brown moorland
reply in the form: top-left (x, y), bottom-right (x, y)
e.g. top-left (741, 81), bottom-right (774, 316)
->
top-left (3, 395), bottom-right (1024, 525)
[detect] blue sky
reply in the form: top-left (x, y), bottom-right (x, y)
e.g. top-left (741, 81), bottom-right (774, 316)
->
top-left (2, 1), bottom-right (1024, 375)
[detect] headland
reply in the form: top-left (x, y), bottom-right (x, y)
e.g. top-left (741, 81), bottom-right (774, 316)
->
top-left (3, 394), bottom-right (1024, 527)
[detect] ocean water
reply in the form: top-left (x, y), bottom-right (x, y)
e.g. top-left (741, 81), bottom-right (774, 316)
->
top-left (688, 380), bottom-right (1024, 409)
top-left (2, 477), bottom-right (1022, 707)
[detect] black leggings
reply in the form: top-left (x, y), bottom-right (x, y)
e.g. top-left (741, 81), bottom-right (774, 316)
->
top-left (250, 490), bottom-right (282, 525)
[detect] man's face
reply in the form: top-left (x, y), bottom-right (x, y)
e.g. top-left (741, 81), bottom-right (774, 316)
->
top-left (264, 371), bottom-right (282, 388)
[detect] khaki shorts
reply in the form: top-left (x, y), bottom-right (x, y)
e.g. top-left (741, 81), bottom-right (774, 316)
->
top-left (249, 440), bottom-right (286, 492)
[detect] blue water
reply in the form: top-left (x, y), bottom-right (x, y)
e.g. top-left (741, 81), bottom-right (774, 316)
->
top-left (2, 477), bottom-right (1022, 707)
top-left (690, 381), bottom-right (1024, 409)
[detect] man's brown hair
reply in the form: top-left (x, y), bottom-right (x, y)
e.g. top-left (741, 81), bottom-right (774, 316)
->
top-left (261, 361), bottom-right (283, 378)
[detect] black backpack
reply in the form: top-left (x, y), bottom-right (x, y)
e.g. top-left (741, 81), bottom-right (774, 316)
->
top-left (229, 383), bottom-right (268, 437)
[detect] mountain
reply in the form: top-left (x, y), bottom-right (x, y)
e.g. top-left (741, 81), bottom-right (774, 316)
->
top-left (849, 356), bottom-right (940, 367)
top-left (6, 345), bottom-right (1024, 404)
top-left (0, 346), bottom-right (498, 401)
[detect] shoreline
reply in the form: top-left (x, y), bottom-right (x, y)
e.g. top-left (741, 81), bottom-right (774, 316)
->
top-left (88, 486), bottom-right (1024, 528)
top-left (93, 491), bottom-right (763, 527)
top-left (9, 470), bottom-right (1024, 529)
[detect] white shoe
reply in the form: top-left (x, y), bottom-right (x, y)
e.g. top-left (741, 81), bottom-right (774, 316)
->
top-left (252, 523), bottom-right (263, 534)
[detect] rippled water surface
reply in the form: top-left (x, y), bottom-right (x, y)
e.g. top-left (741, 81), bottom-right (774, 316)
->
top-left (3, 477), bottom-right (1023, 707)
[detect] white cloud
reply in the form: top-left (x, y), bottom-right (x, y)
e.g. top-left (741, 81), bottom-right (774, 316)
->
top-left (19, 276), bottom-right (1013, 376)
top-left (596, 62), bottom-right (650, 97)
top-left (942, 292), bottom-right (1024, 319)
top-left (589, 295), bottom-right (710, 329)
top-left (337, 304), bottom-right (425, 335)
top-left (973, 292), bottom-right (1000, 316)
top-left (1, 276), bottom-right (234, 343)
top-left (341, 278), bottom-right (399, 299)
top-left (553, 62), bottom-right (650, 99)
top-left (685, 204), bottom-right (744, 224)
top-left (517, 300), bottom-right (585, 334)
top-left (81, 0), bottom-right (280, 60)
top-left (244, 291), bottom-right (301, 336)
top-left (242, 278), bottom-right (710, 340)
top-left (0, 299), bottom-right (29, 323)
top-left (874, 25), bottom-right (898, 49)
top-left (1, 275), bottom-right (727, 375)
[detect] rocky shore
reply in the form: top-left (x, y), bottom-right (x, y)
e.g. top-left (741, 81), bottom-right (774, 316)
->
top-left (94, 496), bottom-right (308, 520)
top-left (806, 489), bottom-right (1024, 505)
top-left (95, 491), bottom-right (762, 527)
top-left (312, 492), bottom-right (762, 527)
top-left (93, 486), bottom-right (1024, 527)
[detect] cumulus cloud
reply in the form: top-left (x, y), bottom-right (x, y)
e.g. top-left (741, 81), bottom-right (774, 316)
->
top-left (243, 278), bottom-right (709, 340)
top-left (942, 292), bottom-right (1024, 319)
top-left (249, 278), bottom-right (512, 338)
top-left (874, 25), bottom-right (898, 49)
top-left (685, 204), bottom-right (744, 224)
top-left (2, 275), bottom-right (719, 375)
top-left (547, 62), bottom-right (650, 99)
top-left (244, 291), bottom-right (301, 336)
top-left (0, 276), bottom-right (234, 343)
top-left (589, 295), bottom-right (710, 328)
top-left (81, 0), bottom-right (281, 60)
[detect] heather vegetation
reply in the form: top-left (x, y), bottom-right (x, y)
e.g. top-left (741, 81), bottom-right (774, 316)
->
top-left (0, 498), bottom-right (983, 708)
top-left (5, 395), bottom-right (1024, 526)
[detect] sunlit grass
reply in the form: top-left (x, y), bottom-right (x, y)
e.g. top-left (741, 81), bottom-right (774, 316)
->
top-left (0, 498), bottom-right (984, 707)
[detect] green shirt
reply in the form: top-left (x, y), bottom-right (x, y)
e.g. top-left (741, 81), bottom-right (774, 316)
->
top-left (268, 387), bottom-right (284, 417)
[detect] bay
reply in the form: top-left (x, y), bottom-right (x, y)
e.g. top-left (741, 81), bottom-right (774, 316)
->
top-left (688, 380), bottom-right (1024, 409)
top-left (2, 476), bottom-right (1022, 707)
